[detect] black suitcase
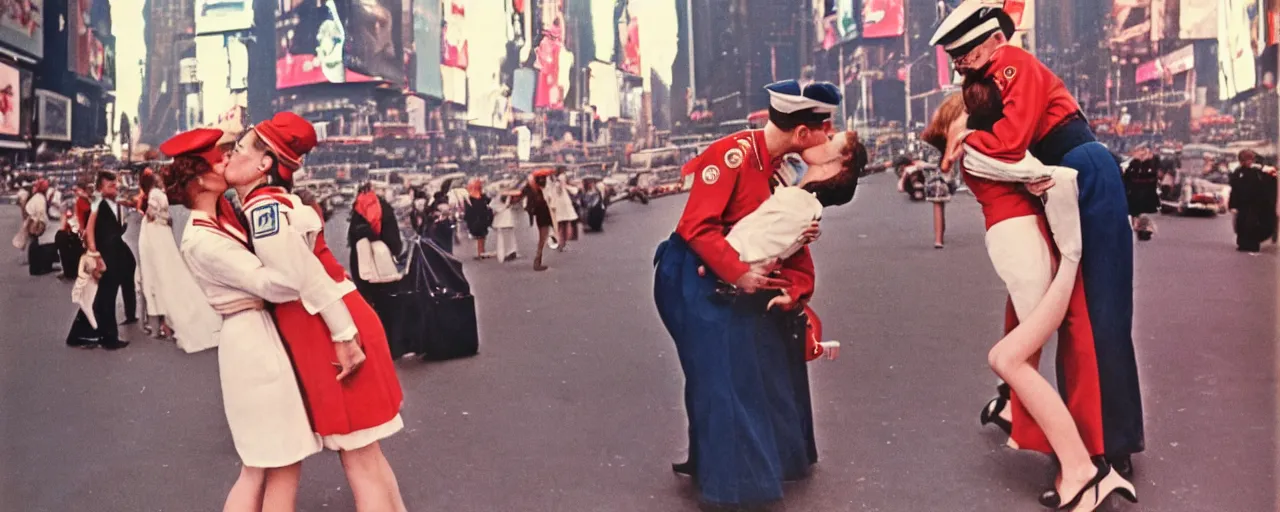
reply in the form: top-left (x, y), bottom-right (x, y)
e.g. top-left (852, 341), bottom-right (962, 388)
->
top-left (420, 292), bottom-right (480, 361)
top-left (402, 238), bottom-right (479, 361)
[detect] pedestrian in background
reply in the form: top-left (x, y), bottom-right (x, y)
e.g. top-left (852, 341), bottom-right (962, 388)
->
top-left (490, 188), bottom-right (520, 262)
top-left (544, 166), bottom-right (578, 252)
top-left (463, 178), bottom-right (494, 259)
top-left (925, 166), bottom-right (952, 248)
top-left (24, 179), bottom-right (56, 275)
top-left (1124, 147), bottom-right (1161, 241)
top-left (1228, 149), bottom-right (1278, 253)
top-left (522, 171), bottom-right (554, 271)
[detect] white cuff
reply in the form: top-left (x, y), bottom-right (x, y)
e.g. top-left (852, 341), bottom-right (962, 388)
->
top-left (318, 301), bottom-right (358, 342)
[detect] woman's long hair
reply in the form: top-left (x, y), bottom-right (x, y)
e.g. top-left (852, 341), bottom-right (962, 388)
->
top-left (921, 93), bottom-right (966, 155)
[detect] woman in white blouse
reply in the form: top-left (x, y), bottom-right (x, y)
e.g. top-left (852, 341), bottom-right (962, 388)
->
top-left (137, 169), bottom-right (222, 352)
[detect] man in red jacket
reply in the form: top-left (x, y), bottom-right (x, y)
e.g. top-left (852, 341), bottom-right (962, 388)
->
top-left (653, 79), bottom-right (839, 509)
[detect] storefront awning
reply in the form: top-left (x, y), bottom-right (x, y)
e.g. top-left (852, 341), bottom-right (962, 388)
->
top-left (0, 139), bottom-right (30, 150)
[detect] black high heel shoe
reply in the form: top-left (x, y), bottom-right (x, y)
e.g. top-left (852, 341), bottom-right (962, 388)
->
top-left (996, 382), bottom-right (1011, 400)
top-left (1042, 459), bottom-right (1138, 511)
top-left (979, 397), bottom-right (1013, 435)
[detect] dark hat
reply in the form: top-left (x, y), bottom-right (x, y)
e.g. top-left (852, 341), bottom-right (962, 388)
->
top-left (765, 79), bottom-right (842, 115)
top-left (930, 1), bottom-right (1016, 57)
top-left (160, 128), bottom-right (226, 168)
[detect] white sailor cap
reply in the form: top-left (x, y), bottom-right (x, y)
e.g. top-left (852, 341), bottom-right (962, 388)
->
top-left (765, 79), bottom-right (842, 115)
top-left (930, 0), bottom-right (1015, 57)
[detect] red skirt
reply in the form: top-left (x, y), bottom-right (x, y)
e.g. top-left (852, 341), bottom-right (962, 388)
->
top-left (274, 291), bottom-right (404, 436)
top-left (1004, 217), bottom-right (1106, 456)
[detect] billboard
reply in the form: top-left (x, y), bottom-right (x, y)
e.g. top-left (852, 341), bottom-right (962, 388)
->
top-left (466, 0), bottom-right (510, 128)
top-left (276, 0), bottom-right (386, 88)
top-left (0, 0), bottom-right (41, 59)
top-left (618, 2), bottom-right (641, 75)
top-left (0, 61), bottom-right (19, 136)
top-left (1219, 0), bottom-right (1258, 100)
top-left (35, 90), bottom-right (70, 141)
top-left (862, 0), bottom-right (904, 39)
top-left (835, 0), bottom-right (859, 41)
top-left (195, 0), bottom-right (253, 35)
top-left (1005, 0), bottom-right (1036, 50)
top-left (343, 0), bottom-right (405, 85)
top-left (535, 0), bottom-right (571, 109)
top-left (1110, 0), bottom-right (1152, 55)
top-left (442, 0), bottom-right (468, 69)
top-left (413, 0), bottom-right (443, 97)
top-left (511, 66), bottom-right (536, 112)
top-left (588, 61), bottom-right (620, 120)
top-left (69, 0), bottom-right (114, 87)
top-left (1179, 0), bottom-right (1216, 40)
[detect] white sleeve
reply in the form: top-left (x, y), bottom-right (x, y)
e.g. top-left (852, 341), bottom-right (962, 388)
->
top-left (187, 236), bottom-right (303, 305)
top-left (1041, 166), bottom-right (1082, 263)
top-left (149, 193), bottom-right (170, 223)
top-left (247, 200), bottom-right (358, 341)
top-left (961, 146), bottom-right (1053, 183)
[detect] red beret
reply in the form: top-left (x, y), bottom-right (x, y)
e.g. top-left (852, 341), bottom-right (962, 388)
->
top-left (253, 112), bottom-right (317, 182)
top-left (160, 128), bottom-right (225, 168)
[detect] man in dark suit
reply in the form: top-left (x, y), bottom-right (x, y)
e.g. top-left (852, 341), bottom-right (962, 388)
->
top-left (66, 171), bottom-right (134, 350)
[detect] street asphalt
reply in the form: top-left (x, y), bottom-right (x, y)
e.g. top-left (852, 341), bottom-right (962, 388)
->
top-left (0, 173), bottom-right (1275, 511)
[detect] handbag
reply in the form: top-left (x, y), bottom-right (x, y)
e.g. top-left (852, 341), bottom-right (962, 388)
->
top-left (356, 238), bottom-right (402, 283)
top-left (27, 218), bottom-right (46, 237)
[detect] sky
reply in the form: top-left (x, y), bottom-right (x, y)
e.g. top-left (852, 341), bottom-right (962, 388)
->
top-left (110, 0), bottom-right (146, 149)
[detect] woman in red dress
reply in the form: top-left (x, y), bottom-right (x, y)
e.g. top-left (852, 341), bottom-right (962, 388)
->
top-left (223, 112), bottom-right (407, 512)
top-left (923, 86), bottom-right (1136, 510)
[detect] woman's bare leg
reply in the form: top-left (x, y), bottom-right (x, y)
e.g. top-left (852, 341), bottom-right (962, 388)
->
top-left (535, 226), bottom-right (550, 270)
top-left (933, 203), bottom-right (947, 247)
top-left (988, 260), bottom-right (1096, 499)
top-left (339, 443), bottom-right (406, 512)
top-left (223, 466), bottom-right (266, 512)
top-left (261, 463), bottom-right (302, 512)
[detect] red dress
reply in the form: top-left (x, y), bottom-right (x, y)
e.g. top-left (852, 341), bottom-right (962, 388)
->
top-left (241, 187), bottom-right (404, 440)
top-left (962, 170), bottom-right (1106, 457)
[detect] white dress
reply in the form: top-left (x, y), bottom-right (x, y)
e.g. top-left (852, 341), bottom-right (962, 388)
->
top-left (180, 211), bottom-right (322, 468)
top-left (544, 176), bottom-right (579, 223)
top-left (139, 192), bottom-right (222, 353)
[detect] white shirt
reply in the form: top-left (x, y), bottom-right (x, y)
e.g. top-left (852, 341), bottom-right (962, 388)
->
top-left (725, 187), bottom-right (823, 264)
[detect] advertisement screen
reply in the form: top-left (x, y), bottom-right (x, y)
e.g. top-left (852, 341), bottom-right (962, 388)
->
top-left (36, 90), bottom-right (71, 141)
top-left (535, 0), bottom-right (570, 109)
top-left (466, 0), bottom-right (510, 128)
top-left (69, 0), bottom-right (114, 87)
top-left (1135, 60), bottom-right (1160, 84)
top-left (862, 0), bottom-right (904, 39)
top-left (196, 0), bottom-right (253, 35)
top-left (441, 65), bottom-right (467, 104)
top-left (0, 62), bottom-right (19, 136)
top-left (1179, 0), bottom-right (1216, 40)
top-left (343, 0), bottom-right (405, 84)
top-left (0, 0), bottom-right (41, 59)
top-left (442, 0), bottom-right (469, 69)
top-left (414, 0), bottom-right (443, 97)
top-left (835, 0), bottom-right (859, 41)
top-left (588, 61), bottom-right (620, 120)
top-left (511, 67), bottom-right (536, 112)
top-left (1219, 0), bottom-right (1258, 100)
top-left (618, 3), bottom-right (641, 75)
top-left (276, 0), bottom-right (381, 88)
top-left (591, 0), bottom-right (616, 62)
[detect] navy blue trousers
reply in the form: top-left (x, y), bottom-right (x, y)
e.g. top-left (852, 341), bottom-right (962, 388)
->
top-left (1061, 142), bottom-right (1145, 458)
top-left (654, 234), bottom-right (815, 506)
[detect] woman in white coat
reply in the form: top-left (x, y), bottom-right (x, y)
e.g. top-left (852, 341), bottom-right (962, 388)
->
top-left (544, 166), bottom-right (579, 251)
top-left (137, 169), bottom-right (222, 352)
top-left (160, 128), bottom-right (321, 512)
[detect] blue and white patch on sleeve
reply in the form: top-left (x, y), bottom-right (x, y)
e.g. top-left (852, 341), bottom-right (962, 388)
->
top-left (249, 203), bottom-right (280, 239)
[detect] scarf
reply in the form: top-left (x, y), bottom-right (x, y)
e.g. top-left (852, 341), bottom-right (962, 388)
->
top-left (354, 190), bottom-right (383, 236)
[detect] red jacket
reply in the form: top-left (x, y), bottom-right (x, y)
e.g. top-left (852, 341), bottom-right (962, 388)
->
top-left (674, 130), bottom-right (815, 305)
top-left (965, 45), bottom-right (1081, 163)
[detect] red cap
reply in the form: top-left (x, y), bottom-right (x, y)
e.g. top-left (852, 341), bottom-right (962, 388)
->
top-left (253, 112), bottom-right (317, 182)
top-left (160, 128), bottom-right (225, 168)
